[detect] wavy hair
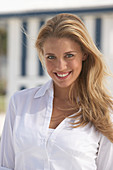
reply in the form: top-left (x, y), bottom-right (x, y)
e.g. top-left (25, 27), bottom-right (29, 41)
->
top-left (35, 13), bottom-right (113, 142)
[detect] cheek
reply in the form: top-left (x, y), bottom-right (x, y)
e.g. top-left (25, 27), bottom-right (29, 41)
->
top-left (45, 61), bottom-right (54, 72)
top-left (72, 60), bottom-right (83, 70)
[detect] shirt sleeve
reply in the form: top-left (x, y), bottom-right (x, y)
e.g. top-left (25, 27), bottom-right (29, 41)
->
top-left (96, 133), bottom-right (113, 170)
top-left (0, 96), bottom-right (16, 170)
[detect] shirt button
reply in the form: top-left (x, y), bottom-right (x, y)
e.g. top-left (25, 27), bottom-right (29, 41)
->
top-left (41, 138), bottom-right (45, 143)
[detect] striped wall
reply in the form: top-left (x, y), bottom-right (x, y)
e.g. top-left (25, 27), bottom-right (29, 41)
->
top-left (7, 13), bottom-right (113, 99)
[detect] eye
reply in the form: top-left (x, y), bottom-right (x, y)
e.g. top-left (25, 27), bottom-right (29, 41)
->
top-left (65, 54), bottom-right (74, 58)
top-left (47, 55), bottom-right (56, 59)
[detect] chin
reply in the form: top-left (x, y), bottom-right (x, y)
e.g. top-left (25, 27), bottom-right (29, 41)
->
top-left (55, 82), bottom-right (72, 89)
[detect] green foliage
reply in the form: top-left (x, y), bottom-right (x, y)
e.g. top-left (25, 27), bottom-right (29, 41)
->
top-left (0, 80), bottom-right (6, 95)
top-left (0, 95), bottom-right (6, 113)
top-left (0, 28), bottom-right (7, 56)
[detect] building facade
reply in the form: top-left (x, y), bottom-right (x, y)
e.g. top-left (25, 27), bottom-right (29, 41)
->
top-left (0, 4), bottom-right (113, 101)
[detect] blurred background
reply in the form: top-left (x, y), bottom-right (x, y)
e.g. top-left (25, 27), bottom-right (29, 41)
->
top-left (0, 0), bottom-right (113, 136)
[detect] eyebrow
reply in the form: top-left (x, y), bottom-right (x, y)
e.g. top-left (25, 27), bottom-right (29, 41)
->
top-left (45, 51), bottom-right (77, 56)
top-left (64, 51), bottom-right (77, 54)
top-left (45, 53), bottom-right (55, 56)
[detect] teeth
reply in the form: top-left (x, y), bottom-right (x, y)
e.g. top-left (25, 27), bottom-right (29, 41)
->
top-left (57, 73), bottom-right (69, 77)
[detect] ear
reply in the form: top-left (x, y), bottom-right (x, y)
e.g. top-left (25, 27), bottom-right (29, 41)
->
top-left (82, 53), bottom-right (88, 61)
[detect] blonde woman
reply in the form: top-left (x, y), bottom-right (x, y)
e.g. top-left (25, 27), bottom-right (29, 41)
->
top-left (0, 13), bottom-right (113, 170)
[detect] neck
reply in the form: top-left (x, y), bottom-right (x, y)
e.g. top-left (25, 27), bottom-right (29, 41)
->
top-left (53, 83), bottom-right (71, 100)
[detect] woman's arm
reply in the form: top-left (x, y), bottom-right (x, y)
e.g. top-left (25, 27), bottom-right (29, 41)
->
top-left (0, 96), bottom-right (16, 170)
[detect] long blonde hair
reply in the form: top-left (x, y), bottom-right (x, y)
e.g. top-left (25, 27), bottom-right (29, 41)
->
top-left (35, 13), bottom-right (113, 142)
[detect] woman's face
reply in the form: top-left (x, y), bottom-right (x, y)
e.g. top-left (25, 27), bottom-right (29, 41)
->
top-left (43, 37), bottom-right (87, 89)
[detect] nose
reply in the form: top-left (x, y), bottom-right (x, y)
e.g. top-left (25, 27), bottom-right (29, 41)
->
top-left (56, 58), bottom-right (67, 71)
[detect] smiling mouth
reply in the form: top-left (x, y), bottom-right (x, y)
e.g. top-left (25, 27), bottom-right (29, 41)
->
top-left (54, 71), bottom-right (72, 79)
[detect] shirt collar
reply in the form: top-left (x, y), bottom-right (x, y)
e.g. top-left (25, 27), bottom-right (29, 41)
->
top-left (34, 79), bottom-right (53, 98)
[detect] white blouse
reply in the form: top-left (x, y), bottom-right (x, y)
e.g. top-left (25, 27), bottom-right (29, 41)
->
top-left (0, 79), bottom-right (113, 170)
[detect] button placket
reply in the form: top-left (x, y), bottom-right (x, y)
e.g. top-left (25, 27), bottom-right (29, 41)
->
top-left (46, 119), bottom-right (66, 161)
top-left (41, 93), bottom-right (53, 138)
top-left (42, 93), bottom-right (53, 170)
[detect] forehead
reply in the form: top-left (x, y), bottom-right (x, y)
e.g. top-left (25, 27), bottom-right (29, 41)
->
top-left (43, 37), bottom-right (82, 54)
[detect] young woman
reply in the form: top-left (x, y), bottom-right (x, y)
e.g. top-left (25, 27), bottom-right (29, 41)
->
top-left (0, 13), bottom-right (113, 170)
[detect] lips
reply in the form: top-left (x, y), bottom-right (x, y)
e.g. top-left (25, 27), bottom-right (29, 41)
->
top-left (54, 71), bottom-right (71, 79)
top-left (57, 73), bottom-right (69, 77)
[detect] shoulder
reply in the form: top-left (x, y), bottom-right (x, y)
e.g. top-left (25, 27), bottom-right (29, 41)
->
top-left (8, 86), bottom-right (41, 112)
top-left (11, 79), bottom-right (53, 107)
top-left (13, 86), bottom-right (41, 101)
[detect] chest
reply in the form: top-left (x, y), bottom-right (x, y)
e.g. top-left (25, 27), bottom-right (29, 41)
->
top-left (49, 109), bottom-right (66, 129)
top-left (49, 104), bottom-right (78, 129)
top-left (13, 112), bottom-right (100, 159)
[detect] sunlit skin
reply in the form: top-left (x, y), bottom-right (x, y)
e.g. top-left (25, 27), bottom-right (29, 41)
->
top-left (43, 37), bottom-right (87, 98)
